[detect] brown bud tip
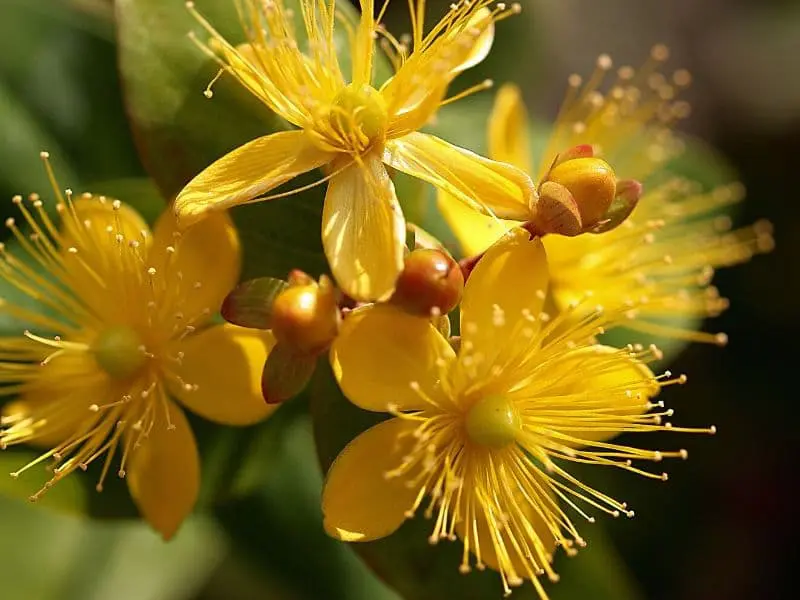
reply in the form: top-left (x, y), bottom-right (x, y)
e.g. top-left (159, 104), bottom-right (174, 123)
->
top-left (545, 156), bottom-right (617, 227)
top-left (530, 181), bottom-right (583, 236)
top-left (391, 249), bottom-right (464, 317)
top-left (552, 144), bottom-right (595, 167)
top-left (270, 278), bottom-right (340, 355)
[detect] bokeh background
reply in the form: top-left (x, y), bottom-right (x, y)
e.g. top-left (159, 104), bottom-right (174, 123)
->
top-left (0, 0), bottom-right (794, 599)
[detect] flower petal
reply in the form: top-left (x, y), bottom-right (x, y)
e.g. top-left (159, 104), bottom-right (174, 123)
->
top-left (126, 400), bottom-right (199, 540)
top-left (330, 304), bottom-right (455, 413)
top-left (437, 190), bottom-right (517, 257)
top-left (149, 208), bottom-right (241, 324)
top-left (60, 196), bottom-right (151, 313)
top-left (488, 84), bottom-right (532, 171)
top-left (322, 417), bottom-right (419, 542)
top-left (516, 345), bottom-right (659, 446)
top-left (168, 324), bottom-right (276, 426)
top-left (322, 155), bottom-right (405, 302)
top-left (448, 8), bottom-right (495, 75)
top-left (460, 229), bottom-right (549, 356)
top-left (174, 131), bottom-right (335, 226)
top-left (384, 132), bottom-right (534, 221)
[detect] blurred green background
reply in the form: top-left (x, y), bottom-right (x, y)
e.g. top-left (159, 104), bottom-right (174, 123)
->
top-left (0, 0), bottom-right (793, 599)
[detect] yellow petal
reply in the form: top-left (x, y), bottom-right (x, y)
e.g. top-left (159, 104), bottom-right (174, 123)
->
top-left (61, 196), bottom-right (151, 314)
top-left (460, 229), bottom-right (549, 355)
top-left (322, 155), bottom-right (405, 302)
top-left (149, 208), bottom-right (241, 324)
top-left (384, 133), bottom-right (534, 221)
top-left (174, 131), bottom-right (335, 226)
top-left (437, 189), bottom-right (518, 257)
top-left (126, 400), bottom-right (199, 540)
top-left (322, 417), bottom-right (420, 542)
top-left (521, 345), bottom-right (659, 445)
top-left (352, 1), bottom-right (375, 86)
top-left (330, 304), bottom-right (455, 413)
top-left (448, 8), bottom-right (495, 75)
top-left (488, 84), bottom-right (532, 171)
top-left (168, 323), bottom-right (276, 426)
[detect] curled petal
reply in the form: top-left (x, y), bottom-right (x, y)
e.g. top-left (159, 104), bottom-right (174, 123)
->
top-left (384, 132), bottom-right (535, 221)
top-left (174, 131), bottom-right (334, 226)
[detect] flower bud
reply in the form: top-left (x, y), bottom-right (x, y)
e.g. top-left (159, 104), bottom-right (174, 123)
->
top-left (589, 179), bottom-right (643, 234)
top-left (391, 249), bottom-right (464, 317)
top-left (270, 276), bottom-right (340, 355)
top-left (545, 156), bottom-right (617, 228)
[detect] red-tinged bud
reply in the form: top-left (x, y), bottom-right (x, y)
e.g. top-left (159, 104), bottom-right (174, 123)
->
top-left (271, 275), bottom-right (340, 355)
top-left (551, 144), bottom-right (595, 168)
top-left (546, 156), bottom-right (617, 227)
top-left (392, 249), bottom-right (464, 317)
top-left (588, 179), bottom-right (643, 234)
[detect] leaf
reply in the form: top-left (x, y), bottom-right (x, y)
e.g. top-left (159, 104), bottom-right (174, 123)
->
top-left (216, 412), bottom-right (401, 600)
top-left (0, 494), bottom-right (225, 600)
top-left (261, 344), bottom-right (317, 404)
top-left (222, 277), bottom-right (289, 329)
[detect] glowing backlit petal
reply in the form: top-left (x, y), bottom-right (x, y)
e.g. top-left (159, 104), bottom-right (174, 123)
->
top-left (321, 155), bottom-right (405, 302)
top-left (436, 190), bottom-right (516, 257)
top-left (150, 209), bottom-right (241, 325)
top-left (460, 229), bottom-right (548, 356)
top-left (322, 417), bottom-right (420, 542)
top-left (488, 83), bottom-right (532, 170)
top-left (168, 324), bottom-right (276, 426)
top-left (331, 304), bottom-right (454, 412)
top-left (384, 132), bottom-right (534, 221)
top-left (448, 9), bottom-right (496, 75)
top-left (174, 131), bottom-right (335, 226)
top-left (126, 400), bottom-right (199, 540)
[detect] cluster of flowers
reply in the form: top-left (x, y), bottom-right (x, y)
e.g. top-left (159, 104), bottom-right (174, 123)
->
top-left (0, 1), bottom-right (773, 597)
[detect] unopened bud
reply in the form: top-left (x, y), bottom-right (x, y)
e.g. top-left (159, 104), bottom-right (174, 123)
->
top-left (391, 249), bottom-right (464, 317)
top-left (589, 179), bottom-right (643, 234)
top-left (271, 276), bottom-right (340, 355)
top-left (551, 144), bottom-right (594, 167)
top-left (545, 156), bottom-right (617, 228)
top-left (529, 181), bottom-right (583, 236)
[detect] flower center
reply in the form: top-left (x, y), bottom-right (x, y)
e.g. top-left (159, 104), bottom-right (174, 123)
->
top-left (329, 84), bottom-right (388, 147)
top-left (92, 325), bottom-right (147, 380)
top-left (465, 395), bottom-right (522, 448)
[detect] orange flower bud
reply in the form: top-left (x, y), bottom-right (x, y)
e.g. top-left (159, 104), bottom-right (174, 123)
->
top-left (545, 156), bottom-right (617, 228)
top-left (391, 249), bottom-right (464, 317)
top-left (271, 276), bottom-right (340, 355)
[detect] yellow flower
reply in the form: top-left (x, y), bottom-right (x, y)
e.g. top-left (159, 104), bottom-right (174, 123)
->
top-left (0, 156), bottom-right (274, 539)
top-left (439, 48), bottom-right (774, 344)
top-left (176, 0), bottom-right (534, 302)
top-left (322, 228), bottom-right (713, 597)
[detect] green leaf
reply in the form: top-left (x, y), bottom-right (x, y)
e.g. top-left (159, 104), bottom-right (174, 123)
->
top-left (0, 494), bottom-right (225, 600)
top-left (221, 277), bottom-right (289, 329)
top-left (217, 412), bottom-right (401, 600)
